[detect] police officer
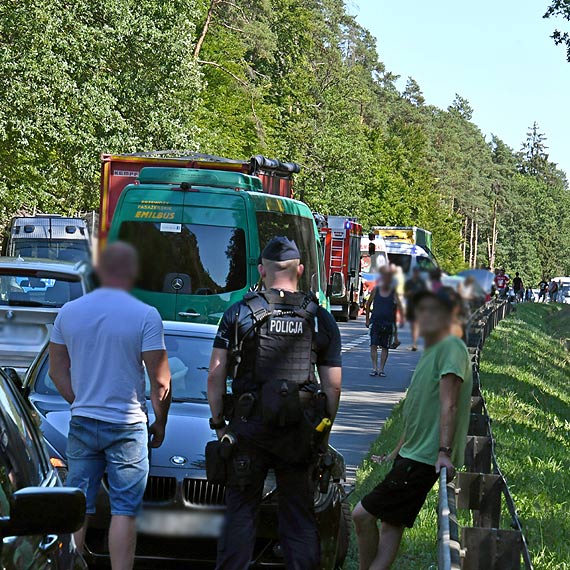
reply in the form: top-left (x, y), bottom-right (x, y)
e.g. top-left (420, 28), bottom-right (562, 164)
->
top-left (207, 237), bottom-right (342, 570)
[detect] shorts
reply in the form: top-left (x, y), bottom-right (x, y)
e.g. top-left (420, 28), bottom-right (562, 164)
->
top-left (370, 322), bottom-right (393, 349)
top-left (66, 416), bottom-right (149, 516)
top-left (360, 455), bottom-right (439, 528)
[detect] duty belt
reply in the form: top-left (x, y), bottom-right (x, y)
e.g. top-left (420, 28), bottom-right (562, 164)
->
top-left (225, 388), bottom-right (321, 422)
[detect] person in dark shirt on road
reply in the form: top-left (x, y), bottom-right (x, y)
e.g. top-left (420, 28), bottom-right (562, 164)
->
top-left (365, 265), bottom-right (403, 377)
top-left (512, 272), bottom-right (524, 302)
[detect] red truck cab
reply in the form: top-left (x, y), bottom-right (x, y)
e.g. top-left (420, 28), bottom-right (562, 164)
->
top-left (316, 215), bottom-right (363, 322)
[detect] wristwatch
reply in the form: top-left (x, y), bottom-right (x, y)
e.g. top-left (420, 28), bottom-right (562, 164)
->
top-left (209, 417), bottom-right (226, 431)
top-left (439, 446), bottom-right (452, 456)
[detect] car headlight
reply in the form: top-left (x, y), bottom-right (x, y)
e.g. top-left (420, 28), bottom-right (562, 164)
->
top-left (262, 470), bottom-right (277, 499)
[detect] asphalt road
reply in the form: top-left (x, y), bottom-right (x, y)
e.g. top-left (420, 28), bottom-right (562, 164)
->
top-left (329, 319), bottom-right (422, 482)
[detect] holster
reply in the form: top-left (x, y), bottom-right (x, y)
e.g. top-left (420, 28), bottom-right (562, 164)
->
top-left (205, 441), bottom-right (227, 485)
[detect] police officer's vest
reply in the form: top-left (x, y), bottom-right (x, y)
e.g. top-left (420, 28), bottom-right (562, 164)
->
top-left (239, 290), bottom-right (319, 388)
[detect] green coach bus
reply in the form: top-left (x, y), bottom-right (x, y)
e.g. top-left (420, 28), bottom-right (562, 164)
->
top-left (107, 167), bottom-right (328, 323)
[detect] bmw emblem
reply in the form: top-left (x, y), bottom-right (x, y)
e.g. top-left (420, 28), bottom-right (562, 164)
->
top-left (170, 455), bottom-right (187, 466)
top-left (171, 278), bottom-right (184, 291)
top-left (5, 311), bottom-right (14, 321)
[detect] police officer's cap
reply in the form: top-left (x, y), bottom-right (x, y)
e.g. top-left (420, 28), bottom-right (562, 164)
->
top-left (261, 237), bottom-right (301, 262)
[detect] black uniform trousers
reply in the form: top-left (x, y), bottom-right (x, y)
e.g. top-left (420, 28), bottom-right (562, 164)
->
top-left (216, 419), bottom-right (320, 570)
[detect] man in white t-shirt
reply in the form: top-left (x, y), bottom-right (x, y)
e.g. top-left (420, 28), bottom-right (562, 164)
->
top-left (49, 242), bottom-right (171, 570)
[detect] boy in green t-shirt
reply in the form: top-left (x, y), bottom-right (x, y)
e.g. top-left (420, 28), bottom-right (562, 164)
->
top-left (352, 288), bottom-right (473, 570)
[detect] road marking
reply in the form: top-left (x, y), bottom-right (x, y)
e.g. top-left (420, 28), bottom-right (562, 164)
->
top-left (341, 333), bottom-right (369, 353)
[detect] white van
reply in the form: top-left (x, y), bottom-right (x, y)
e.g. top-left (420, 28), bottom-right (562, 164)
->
top-left (384, 241), bottom-right (438, 280)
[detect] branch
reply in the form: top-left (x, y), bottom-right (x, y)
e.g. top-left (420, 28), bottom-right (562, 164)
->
top-left (196, 59), bottom-right (249, 88)
top-left (217, 21), bottom-right (245, 34)
top-left (194, 0), bottom-right (219, 59)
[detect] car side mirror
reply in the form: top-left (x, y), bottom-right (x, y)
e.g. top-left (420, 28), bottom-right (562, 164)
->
top-left (0, 487), bottom-right (85, 537)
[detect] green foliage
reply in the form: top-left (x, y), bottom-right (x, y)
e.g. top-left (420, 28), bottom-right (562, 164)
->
top-left (544, 0), bottom-right (570, 61)
top-left (0, 0), bottom-right (202, 219)
top-left (1, 0), bottom-right (568, 277)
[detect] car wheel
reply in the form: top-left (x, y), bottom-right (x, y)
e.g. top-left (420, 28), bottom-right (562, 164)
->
top-left (335, 500), bottom-right (353, 568)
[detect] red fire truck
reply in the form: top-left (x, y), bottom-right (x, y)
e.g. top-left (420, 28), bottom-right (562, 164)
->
top-left (99, 152), bottom-right (300, 248)
top-left (317, 215), bottom-right (363, 322)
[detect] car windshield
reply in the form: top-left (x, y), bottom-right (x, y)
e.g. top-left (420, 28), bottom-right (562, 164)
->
top-left (0, 271), bottom-right (83, 308)
top-left (145, 334), bottom-right (211, 402)
top-left (13, 239), bottom-right (90, 263)
top-left (387, 253), bottom-right (411, 273)
top-left (34, 333), bottom-right (212, 403)
top-left (118, 222), bottom-right (247, 295)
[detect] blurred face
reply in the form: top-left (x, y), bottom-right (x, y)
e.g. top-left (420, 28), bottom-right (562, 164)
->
top-left (380, 269), bottom-right (393, 287)
top-left (416, 297), bottom-right (451, 337)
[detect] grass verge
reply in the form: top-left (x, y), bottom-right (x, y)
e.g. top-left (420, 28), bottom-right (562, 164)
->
top-left (479, 303), bottom-right (570, 569)
top-left (345, 303), bottom-right (570, 570)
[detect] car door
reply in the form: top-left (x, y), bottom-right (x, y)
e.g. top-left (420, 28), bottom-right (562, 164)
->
top-left (0, 370), bottom-right (85, 569)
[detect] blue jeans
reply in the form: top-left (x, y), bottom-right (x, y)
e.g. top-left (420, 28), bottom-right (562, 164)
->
top-left (66, 416), bottom-right (149, 516)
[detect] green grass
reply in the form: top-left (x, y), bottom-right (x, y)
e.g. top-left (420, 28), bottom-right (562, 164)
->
top-left (345, 304), bottom-right (570, 570)
top-left (479, 304), bottom-right (570, 569)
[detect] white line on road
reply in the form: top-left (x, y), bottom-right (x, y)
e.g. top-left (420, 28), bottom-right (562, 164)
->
top-left (341, 333), bottom-right (369, 354)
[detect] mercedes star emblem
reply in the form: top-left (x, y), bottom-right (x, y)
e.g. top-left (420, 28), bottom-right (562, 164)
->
top-left (171, 278), bottom-right (184, 291)
top-left (170, 455), bottom-right (188, 466)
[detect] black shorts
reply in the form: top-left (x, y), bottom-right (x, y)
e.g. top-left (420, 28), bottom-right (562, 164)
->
top-left (370, 322), bottom-right (393, 348)
top-left (360, 455), bottom-right (439, 528)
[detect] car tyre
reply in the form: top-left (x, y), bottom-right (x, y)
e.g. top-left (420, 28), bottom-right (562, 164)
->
top-left (334, 500), bottom-right (353, 568)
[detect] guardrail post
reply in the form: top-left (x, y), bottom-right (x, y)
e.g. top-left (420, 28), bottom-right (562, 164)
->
top-left (461, 527), bottom-right (523, 570)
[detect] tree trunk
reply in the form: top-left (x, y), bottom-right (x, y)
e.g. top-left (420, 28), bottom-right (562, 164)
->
top-left (194, 0), bottom-right (218, 59)
top-left (473, 216), bottom-right (479, 267)
top-left (490, 199), bottom-right (498, 270)
top-left (469, 214), bottom-right (475, 268)
top-left (461, 216), bottom-right (468, 262)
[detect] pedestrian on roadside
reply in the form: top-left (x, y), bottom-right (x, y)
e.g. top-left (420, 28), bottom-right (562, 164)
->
top-left (525, 287), bottom-right (534, 303)
top-left (404, 267), bottom-right (427, 352)
top-left (538, 278), bottom-right (548, 302)
top-left (390, 264), bottom-right (405, 349)
top-left (512, 272), bottom-right (524, 302)
top-left (494, 268), bottom-right (510, 299)
top-left (429, 268), bottom-right (443, 293)
top-left (49, 242), bottom-right (172, 570)
top-left (365, 265), bottom-right (404, 377)
top-left (557, 281), bottom-right (565, 303)
top-left (352, 288), bottom-right (473, 570)
top-left (549, 279), bottom-right (559, 302)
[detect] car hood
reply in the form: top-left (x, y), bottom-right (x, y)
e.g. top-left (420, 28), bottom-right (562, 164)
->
top-left (37, 400), bottom-right (215, 470)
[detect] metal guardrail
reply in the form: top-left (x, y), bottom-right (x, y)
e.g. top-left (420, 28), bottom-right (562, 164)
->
top-left (438, 299), bottom-right (533, 570)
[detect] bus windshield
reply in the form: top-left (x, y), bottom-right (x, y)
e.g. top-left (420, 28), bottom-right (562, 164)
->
top-left (13, 239), bottom-right (90, 263)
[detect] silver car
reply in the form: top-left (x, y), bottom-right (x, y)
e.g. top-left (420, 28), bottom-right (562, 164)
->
top-left (0, 257), bottom-right (95, 376)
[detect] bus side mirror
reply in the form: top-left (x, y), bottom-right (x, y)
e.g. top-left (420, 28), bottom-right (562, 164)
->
top-left (368, 243), bottom-right (376, 255)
